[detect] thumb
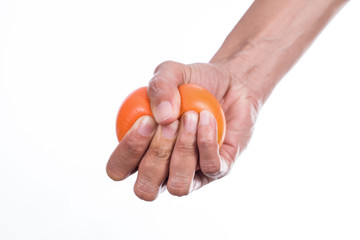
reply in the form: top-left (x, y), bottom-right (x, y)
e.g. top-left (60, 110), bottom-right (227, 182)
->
top-left (148, 61), bottom-right (190, 125)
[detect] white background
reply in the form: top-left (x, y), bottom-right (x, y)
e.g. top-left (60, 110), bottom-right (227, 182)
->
top-left (1, 0), bottom-right (359, 239)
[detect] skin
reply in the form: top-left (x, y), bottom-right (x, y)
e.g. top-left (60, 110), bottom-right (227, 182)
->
top-left (106, 0), bottom-right (349, 201)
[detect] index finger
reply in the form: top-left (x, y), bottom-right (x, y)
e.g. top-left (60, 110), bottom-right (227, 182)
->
top-left (106, 116), bottom-right (157, 181)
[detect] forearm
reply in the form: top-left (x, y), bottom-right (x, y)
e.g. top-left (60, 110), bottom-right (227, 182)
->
top-left (211, 0), bottom-right (348, 103)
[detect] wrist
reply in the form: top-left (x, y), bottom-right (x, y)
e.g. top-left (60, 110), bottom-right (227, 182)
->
top-left (210, 41), bottom-right (278, 105)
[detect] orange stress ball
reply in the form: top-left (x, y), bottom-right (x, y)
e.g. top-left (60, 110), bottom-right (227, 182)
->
top-left (116, 84), bottom-right (226, 146)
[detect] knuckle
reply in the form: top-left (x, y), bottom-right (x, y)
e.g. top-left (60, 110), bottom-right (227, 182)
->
top-left (198, 137), bottom-right (218, 150)
top-left (134, 178), bottom-right (159, 202)
top-left (202, 158), bottom-right (233, 179)
top-left (154, 60), bottom-right (176, 74)
top-left (121, 135), bottom-right (144, 156)
top-left (201, 161), bottom-right (221, 176)
top-left (148, 77), bottom-right (167, 99)
top-left (176, 141), bottom-right (195, 154)
top-left (167, 173), bottom-right (191, 196)
top-left (150, 146), bottom-right (171, 162)
top-left (167, 183), bottom-right (190, 197)
top-left (106, 161), bottom-right (128, 181)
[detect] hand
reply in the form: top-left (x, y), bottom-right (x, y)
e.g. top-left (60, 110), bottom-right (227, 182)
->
top-left (106, 60), bottom-right (261, 201)
top-left (107, 0), bottom-right (347, 201)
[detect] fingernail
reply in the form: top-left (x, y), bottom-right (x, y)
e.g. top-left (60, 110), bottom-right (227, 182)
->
top-left (161, 121), bottom-right (179, 139)
top-left (137, 116), bottom-right (156, 137)
top-left (200, 110), bottom-right (211, 126)
top-left (156, 101), bottom-right (173, 122)
top-left (184, 112), bottom-right (198, 132)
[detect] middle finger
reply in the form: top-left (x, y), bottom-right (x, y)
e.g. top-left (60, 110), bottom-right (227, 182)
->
top-left (167, 111), bottom-right (199, 196)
